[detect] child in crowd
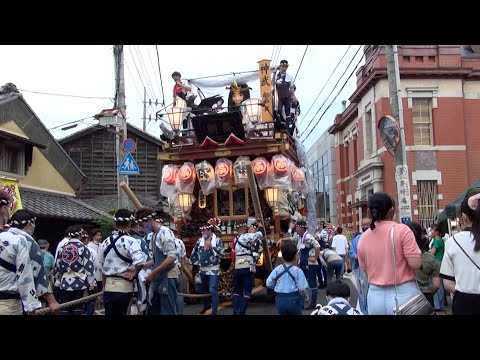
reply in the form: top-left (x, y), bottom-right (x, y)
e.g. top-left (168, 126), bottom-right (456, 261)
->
top-left (310, 280), bottom-right (362, 315)
top-left (266, 239), bottom-right (308, 315)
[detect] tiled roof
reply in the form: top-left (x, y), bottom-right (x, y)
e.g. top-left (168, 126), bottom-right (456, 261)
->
top-left (81, 194), bottom-right (159, 214)
top-left (19, 188), bottom-right (109, 221)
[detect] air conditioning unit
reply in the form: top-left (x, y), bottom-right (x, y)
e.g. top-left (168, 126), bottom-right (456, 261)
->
top-left (98, 115), bottom-right (123, 127)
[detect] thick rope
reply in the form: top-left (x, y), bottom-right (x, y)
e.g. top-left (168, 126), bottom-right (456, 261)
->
top-left (178, 293), bottom-right (211, 298)
top-left (36, 291), bottom-right (104, 315)
top-left (36, 291), bottom-right (211, 315)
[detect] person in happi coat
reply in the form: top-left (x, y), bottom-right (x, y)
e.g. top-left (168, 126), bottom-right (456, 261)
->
top-left (190, 217), bottom-right (224, 315)
top-left (292, 219), bottom-right (320, 309)
top-left (136, 207), bottom-right (178, 315)
top-left (9, 209), bottom-right (60, 314)
top-left (98, 209), bottom-right (147, 315)
top-left (0, 192), bottom-right (42, 315)
top-left (55, 225), bottom-right (95, 315)
top-left (232, 220), bottom-right (264, 315)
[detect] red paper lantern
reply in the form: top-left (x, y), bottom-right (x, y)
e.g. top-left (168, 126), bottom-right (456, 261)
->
top-left (272, 156), bottom-right (289, 176)
top-left (163, 166), bottom-right (177, 185)
top-left (252, 157), bottom-right (269, 177)
top-left (293, 167), bottom-right (305, 182)
top-left (215, 160), bottom-right (231, 180)
top-left (179, 163), bottom-right (194, 182)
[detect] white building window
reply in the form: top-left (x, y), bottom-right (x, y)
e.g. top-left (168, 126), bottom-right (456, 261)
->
top-left (417, 180), bottom-right (437, 229)
top-left (0, 141), bottom-right (25, 176)
top-left (412, 98), bottom-right (433, 146)
top-left (364, 109), bottom-right (373, 158)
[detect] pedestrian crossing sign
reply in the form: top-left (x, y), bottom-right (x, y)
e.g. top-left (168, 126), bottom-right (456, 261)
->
top-left (119, 153), bottom-right (139, 175)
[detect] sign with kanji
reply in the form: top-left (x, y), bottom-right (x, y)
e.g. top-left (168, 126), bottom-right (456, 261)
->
top-left (395, 164), bottom-right (412, 221)
top-left (119, 153), bottom-right (139, 175)
top-left (258, 59), bottom-right (273, 122)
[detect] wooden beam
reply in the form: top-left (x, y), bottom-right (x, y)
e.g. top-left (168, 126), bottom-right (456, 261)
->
top-left (158, 132), bottom-right (300, 165)
top-left (246, 162), bottom-right (272, 272)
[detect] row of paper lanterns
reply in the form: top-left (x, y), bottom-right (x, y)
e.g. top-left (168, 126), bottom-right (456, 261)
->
top-left (160, 155), bottom-right (308, 199)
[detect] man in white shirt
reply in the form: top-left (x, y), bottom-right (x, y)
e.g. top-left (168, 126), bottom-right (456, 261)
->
top-left (331, 227), bottom-right (348, 276)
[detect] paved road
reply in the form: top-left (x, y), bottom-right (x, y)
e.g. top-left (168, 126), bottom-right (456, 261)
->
top-left (184, 274), bottom-right (359, 315)
top-left (94, 271), bottom-right (453, 315)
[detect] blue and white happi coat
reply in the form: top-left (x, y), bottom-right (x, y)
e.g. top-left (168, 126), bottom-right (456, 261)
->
top-left (8, 227), bottom-right (50, 297)
top-left (190, 233), bottom-right (223, 275)
top-left (234, 231), bottom-right (264, 263)
top-left (0, 228), bottom-right (42, 312)
top-left (174, 237), bottom-right (186, 268)
top-left (99, 231), bottom-right (146, 276)
top-left (310, 297), bottom-right (362, 315)
top-left (293, 232), bottom-right (320, 265)
top-left (55, 238), bottom-right (95, 291)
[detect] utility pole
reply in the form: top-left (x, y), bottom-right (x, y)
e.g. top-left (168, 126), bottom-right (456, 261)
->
top-left (143, 86), bottom-right (147, 131)
top-left (385, 45), bottom-right (412, 223)
top-left (114, 45), bottom-right (128, 209)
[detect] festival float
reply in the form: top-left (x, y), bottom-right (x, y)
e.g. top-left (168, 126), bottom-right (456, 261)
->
top-left (151, 60), bottom-right (317, 298)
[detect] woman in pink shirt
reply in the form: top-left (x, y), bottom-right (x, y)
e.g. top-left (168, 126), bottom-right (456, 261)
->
top-left (357, 192), bottom-right (422, 315)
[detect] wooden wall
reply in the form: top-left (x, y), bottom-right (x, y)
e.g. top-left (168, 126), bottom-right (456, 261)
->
top-left (62, 127), bottom-right (161, 199)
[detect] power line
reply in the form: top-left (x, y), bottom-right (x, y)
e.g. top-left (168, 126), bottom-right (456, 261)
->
top-left (133, 45), bottom-right (156, 101)
top-left (270, 45), bottom-right (277, 62)
top-left (301, 52), bottom-right (364, 144)
top-left (273, 45), bottom-right (283, 66)
top-left (126, 46), bottom-right (150, 100)
top-left (48, 116), bottom-right (95, 130)
top-left (124, 61), bottom-right (144, 102)
top-left (298, 45), bottom-right (352, 126)
top-left (146, 46), bottom-right (163, 103)
top-left (18, 89), bottom-right (113, 101)
top-left (294, 45), bottom-right (309, 83)
top-left (299, 45), bottom-right (361, 136)
top-left (155, 45), bottom-right (166, 107)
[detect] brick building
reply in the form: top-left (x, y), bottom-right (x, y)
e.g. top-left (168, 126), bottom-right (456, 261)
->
top-left (328, 45), bottom-right (480, 231)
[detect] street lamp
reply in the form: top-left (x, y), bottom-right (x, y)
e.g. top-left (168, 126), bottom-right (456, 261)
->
top-left (167, 107), bottom-right (185, 131)
top-left (241, 98), bottom-right (263, 125)
top-left (265, 187), bottom-right (279, 215)
top-left (178, 192), bottom-right (194, 214)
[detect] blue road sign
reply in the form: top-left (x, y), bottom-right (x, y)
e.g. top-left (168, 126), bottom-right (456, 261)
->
top-left (401, 217), bottom-right (412, 224)
top-left (119, 153), bottom-right (139, 175)
top-left (122, 138), bottom-right (136, 152)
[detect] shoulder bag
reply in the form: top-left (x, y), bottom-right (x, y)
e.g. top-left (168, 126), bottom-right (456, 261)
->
top-left (391, 225), bottom-right (435, 315)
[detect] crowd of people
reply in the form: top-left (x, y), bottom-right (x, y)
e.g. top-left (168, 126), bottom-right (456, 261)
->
top-left (1, 186), bottom-right (479, 315)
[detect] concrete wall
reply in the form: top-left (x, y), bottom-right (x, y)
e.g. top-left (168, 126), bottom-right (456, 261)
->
top-left (0, 120), bottom-right (75, 195)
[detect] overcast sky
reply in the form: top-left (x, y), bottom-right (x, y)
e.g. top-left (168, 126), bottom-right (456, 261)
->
top-left (0, 45), bottom-right (364, 151)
